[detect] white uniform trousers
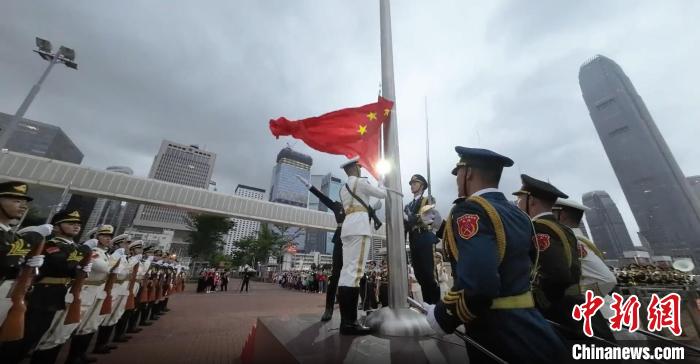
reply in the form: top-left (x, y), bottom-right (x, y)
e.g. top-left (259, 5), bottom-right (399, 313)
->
top-left (75, 284), bottom-right (107, 335)
top-left (102, 281), bottom-right (129, 326)
top-left (339, 235), bottom-right (370, 288)
top-left (0, 279), bottom-right (15, 324)
top-left (35, 291), bottom-right (83, 350)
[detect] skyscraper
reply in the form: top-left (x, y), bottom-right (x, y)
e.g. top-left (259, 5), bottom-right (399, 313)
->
top-left (0, 112), bottom-right (83, 217)
top-left (270, 147), bottom-right (312, 250)
top-left (304, 173), bottom-right (344, 254)
top-left (688, 176), bottom-right (700, 202)
top-left (83, 166), bottom-right (133, 233)
top-left (132, 140), bottom-right (216, 231)
top-left (582, 191), bottom-right (635, 259)
top-left (223, 184), bottom-right (266, 255)
top-left (579, 55), bottom-right (700, 261)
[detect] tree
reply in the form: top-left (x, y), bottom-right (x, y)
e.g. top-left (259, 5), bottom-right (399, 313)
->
top-left (187, 213), bottom-right (235, 263)
top-left (231, 223), bottom-right (290, 268)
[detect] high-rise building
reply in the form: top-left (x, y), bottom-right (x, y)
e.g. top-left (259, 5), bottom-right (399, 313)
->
top-left (132, 140), bottom-right (216, 231)
top-left (270, 147), bottom-right (312, 250)
top-left (579, 55), bottom-right (700, 261)
top-left (223, 185), bottom-right (266, 255)
top-left (688, 176), bottom-right (700, 202)
top-left (0, 112), bottom-right (83, 217)
top-left (321, 173), bottom-right (343, 254)
top-left (83, 166), bottom-right (133, 233)
top-left (304, 174), bottom-right (344, 254)
top-left (582, 191), bottom-right (635, 260)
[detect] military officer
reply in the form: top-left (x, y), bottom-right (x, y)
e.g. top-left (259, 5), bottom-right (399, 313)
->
top-left (554, 198), bottom-right (618, 342)
top-left (0, 210), bottom-right (92, 364)
top-left (426, 147), bottom-right (566, 364)
top-left (404, 174), bottom-right (441, 304)
top-left (513, 175), bottom-right (587, 342)
top-left (0, 182), bottom-right (46, 326)
top-left (338, 157), bottom-right (386, 335)
top-left (65, 224), bottom-right (118, 363)
top-left (93, 233), bottom-right (131, 353)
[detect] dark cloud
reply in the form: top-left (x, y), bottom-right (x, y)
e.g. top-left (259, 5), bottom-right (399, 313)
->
top-left (1, 1), bottom-right (698, 245)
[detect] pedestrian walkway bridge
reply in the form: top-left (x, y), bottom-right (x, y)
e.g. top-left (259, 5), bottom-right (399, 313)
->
top-left (0, 150), bottom-right (386, 238)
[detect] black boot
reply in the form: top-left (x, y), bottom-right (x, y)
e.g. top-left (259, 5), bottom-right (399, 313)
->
top-left (113, 311), bottom-right (131, 342)
top-left (30, 345), bottom-right (62, 364)
top-left (128, 309), bottom-right (143, 333)
top-left (65, 333), bottom-right (97, 364)
top-left (320, 306), bottom-right (334, 322)
top-left (321, 283), bottom-right (337, 322)
top-left (140, 304), bottom-right (153, 326)
top-left (93, 326), bottom-right (114, 354)
top-left (338, 287), bottom-right (372, 335)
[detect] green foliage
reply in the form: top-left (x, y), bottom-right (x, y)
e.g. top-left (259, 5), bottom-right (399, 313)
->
top-left (231, 223), bottom-right (293, 267)
top-left (187, 214), bottom-right (235, 263)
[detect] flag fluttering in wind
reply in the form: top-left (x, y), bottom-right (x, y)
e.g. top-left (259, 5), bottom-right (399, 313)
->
top-left (269, 96), bottom-right (393, 179)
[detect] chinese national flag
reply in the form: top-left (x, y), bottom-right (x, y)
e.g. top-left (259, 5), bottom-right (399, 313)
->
top-left (269, 96), bottom-right (393, 179)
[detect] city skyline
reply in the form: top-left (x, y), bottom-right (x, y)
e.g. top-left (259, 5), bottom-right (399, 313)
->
top-left (2, 2), bottom-right (700, 247)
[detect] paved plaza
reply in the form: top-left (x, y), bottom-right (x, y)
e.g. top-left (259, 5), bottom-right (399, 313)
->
top-left (71, 279), bottom-right (325, 364)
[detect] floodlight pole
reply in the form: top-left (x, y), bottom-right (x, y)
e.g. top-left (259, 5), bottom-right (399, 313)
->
top-left (0, 42), bottom-right (75, 149)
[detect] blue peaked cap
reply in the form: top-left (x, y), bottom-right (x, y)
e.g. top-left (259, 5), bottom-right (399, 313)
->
top-left (452, 146), bottom-right (514, 175)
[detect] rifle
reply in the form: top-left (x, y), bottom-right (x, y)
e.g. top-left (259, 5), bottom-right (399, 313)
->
top-left (0, 232), bottom-right (45, 341)
top-left (64, 246), bottom-right (94, 325)
top-left (155, 268), bottom-right (163, 301)
top-left (99, 257), bottom-right (123, 315)
top-left (125, 261), bottom-right (140, 310)
top-left (138, 261), bottom-right (152, 303)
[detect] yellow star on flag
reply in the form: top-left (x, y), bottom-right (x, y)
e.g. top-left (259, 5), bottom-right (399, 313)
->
top-left (366, 112), bottom-right (377, 121)
top-left (384, 108), bottom-right (391, 116)
top-left (358, 124), bottom-right (368, 135)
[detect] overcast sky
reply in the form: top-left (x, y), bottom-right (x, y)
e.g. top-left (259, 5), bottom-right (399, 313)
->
top-left (2, 1), bottom-right (700, 244)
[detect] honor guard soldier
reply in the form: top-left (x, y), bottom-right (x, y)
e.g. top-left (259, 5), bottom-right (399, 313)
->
top-left (426, 147), bottom-right (566, 364)
top-left (138, 244), bottom-right (156, 327)
top-left (93, 233), bottom-right (131, 353)
top-left (554, 198), bottom-right (618, 342)
top-left (1, 209), bottom-right (92, 364)
top-left (124, 240), bottom-right (144, 334)
top-left (513, 175), bottom-right (588, 342)
top-left (296, 175), bottom-right (346, 322)
top-left (404, 174), bottom-right (441, 304)
top-left (65, 224), bottom-right (119, 363)
top-left (0, 182), bottom-right (46, 327)
top-left (337, 157), bottom-right (386, 335)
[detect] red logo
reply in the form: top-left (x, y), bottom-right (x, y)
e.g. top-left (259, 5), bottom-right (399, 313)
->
top-left (456, 214), bottom-right (479, 240)
top-left (609, 292), bottom-right (641, 332)
top-left (45, 246), bottom-right (60, 254)
top-left (578, 243), bottom-right (588, 258)
top-left (647, 293), bottom-right (682, 336)
top-left (534, 234), bottom-right (550, 251)
top-left (572, 290), bottom-right (605, 337)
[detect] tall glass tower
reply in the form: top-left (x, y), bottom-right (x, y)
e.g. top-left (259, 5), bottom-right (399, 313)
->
top-left (270, 147), bottom-right (312, 250)
top-left (582, 191), bottom-right (635, 259)
top-left (579, 55), bottom-right (700, 262)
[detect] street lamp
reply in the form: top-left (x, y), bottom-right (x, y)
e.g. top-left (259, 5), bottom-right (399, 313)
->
top-left (0, 37), bottom-right (78, 149)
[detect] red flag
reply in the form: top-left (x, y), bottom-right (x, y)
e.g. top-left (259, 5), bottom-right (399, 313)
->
top-left (269, 97), bottom-right (394, 179)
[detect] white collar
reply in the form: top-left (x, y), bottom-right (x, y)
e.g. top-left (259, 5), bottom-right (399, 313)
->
top-left (532, 211), bottom-right (553, 221)
top-left (0, 223), bottom-right (11, 232)
top-left (470, 188), bottom-right (500, 197)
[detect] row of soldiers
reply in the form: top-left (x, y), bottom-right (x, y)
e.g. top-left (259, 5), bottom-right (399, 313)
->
top-left (0, 181), bottom-right (187, 364)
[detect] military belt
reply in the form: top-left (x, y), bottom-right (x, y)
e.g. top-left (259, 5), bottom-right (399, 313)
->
top-left (84, 280), bottom-right (107, 286)
top-left (115, 279), bottom-right (127, 284)
top-left (565, 284), bottom-right (581, 296)
top-left (38, 277), bottom-right (72, 285)
top-left (345, 206), bottom-right (367, 215)
top-left (491, 291), bottom-right (535, 309)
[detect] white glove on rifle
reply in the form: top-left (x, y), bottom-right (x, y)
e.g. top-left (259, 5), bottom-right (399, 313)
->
top-left (295, 175), bottom-right (312, 189)
top-left (83, 239), bottom-right (98, 249)
top-left (111, 248), bottom-right (125, 261)
top-left (79, 262), bottom-right (93, 273)
top-left (18, 224), bottom-right (54, 237)
top-left (420, 206), bottom-right (443, 227)
top-left (146, 256), bottom-right (155, 263)
top-left (372, 200), bottom-right (383, 211)
top-left (422, 303), bottom-right (447, 336)
top-left (25, 255), bottom-right (45, 268)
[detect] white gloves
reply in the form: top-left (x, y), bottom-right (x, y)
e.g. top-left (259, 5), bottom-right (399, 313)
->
top-left (421, 208), bottom-right (443, 227)
top-left (65, 293), bottom-right (74, 304)
top-left (25, 255), bottom-right (45, 267)
top-left (18, 224), bottom-right (54, 237)
top-left (146, 256), bottom-right (154, 263)
top-left (111, 248), bottom-right (125, 261)
top-left (79, 263), bottom-right (93, 273)
top-left (295, 175), bottom-right (312, 189)
top-left (83, 239), bottom-right (98, 249)
top-left (372, 200), bottom-right (383, 211)
top-left (423, 303), bottom-right (447, 336)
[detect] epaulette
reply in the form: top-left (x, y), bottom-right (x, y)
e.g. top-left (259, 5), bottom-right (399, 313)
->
top-left (534, 219), bottom-right (572, 268)
top-left (443, 196), bottom-right (506, 265)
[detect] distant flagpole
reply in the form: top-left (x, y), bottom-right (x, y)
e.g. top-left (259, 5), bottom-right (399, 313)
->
top-left (425, 96), bottom-right (432, 199)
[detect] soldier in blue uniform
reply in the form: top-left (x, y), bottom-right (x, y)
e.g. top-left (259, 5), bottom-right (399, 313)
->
top-left (425, 147), bottom-right (566, 364)
top-left (404, 174), bottom-right (441, 304)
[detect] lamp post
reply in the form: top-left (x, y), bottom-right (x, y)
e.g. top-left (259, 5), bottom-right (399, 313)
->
top-left (0, 37), bottom-right (78, 149)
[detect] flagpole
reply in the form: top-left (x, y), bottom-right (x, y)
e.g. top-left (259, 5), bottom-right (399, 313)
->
top-left (366, 0), bottom-right (431, 336)
top-left (425, 96), bottom-right (432, 199)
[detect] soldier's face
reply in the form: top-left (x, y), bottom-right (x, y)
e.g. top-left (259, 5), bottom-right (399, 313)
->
top-left (59, 222), bottom-right (82, 237)
top-left (410, 181), bottom-right (423, 194)
top-left (97, 235), bottom-right (112, 247)
top-left (0, 197), bottom-right (28, 219)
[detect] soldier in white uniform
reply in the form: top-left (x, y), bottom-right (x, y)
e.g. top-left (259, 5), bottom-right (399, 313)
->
top-left (554, 198), bottom-right (618, 342)
top-left (123, 240), bottom-right (144, 334)
top-left (92, 233), bottom-right (131, 353)
top-left (64, 225), bottom-right (119, 364)
top-left (337, 157), bottom-right (386, 335)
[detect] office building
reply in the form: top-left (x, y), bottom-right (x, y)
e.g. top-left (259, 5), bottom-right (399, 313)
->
top-left (582, 191), bottom-right (635, 259)
top-left (223, 185), bottom-right (266, 255)
top-left (270, 147), bottom-right (312, 250)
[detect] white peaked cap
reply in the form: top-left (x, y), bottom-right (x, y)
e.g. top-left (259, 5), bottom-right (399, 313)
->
top-left (340, 156), bottom-right (360, 169)
top-left (554, 198), bottom-right (590, 212)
